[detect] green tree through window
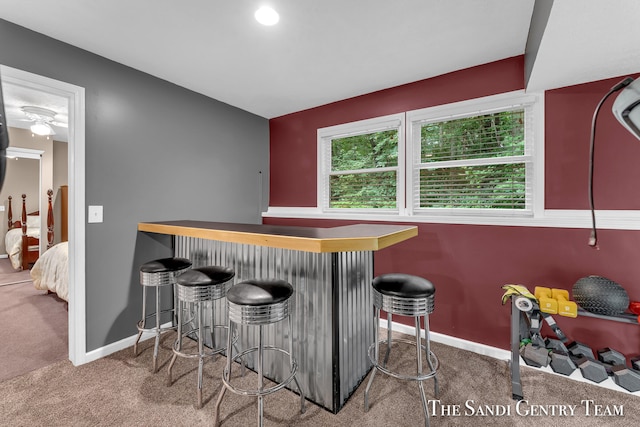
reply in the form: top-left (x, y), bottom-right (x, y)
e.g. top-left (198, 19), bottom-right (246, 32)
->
top-left (329, 130), bottom-right (398, 209)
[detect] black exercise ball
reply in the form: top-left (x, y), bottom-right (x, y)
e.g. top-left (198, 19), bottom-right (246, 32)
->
top-left (572, 276), bottom-right (629, 316)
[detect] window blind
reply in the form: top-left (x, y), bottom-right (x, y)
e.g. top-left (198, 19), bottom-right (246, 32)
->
top-left (413, 108), bottom-right (533, 213)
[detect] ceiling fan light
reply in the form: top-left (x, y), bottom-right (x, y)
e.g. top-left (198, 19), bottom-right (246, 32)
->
top-left (30, 121), bottom-right (53, 136)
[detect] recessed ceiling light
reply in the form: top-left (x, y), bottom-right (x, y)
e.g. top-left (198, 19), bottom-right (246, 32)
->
top-left (255, 6), bottom-right (279, 26)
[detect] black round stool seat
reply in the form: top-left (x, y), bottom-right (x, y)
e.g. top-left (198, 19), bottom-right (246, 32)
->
top-left (177, 266), bottom-right (235, 287)
top-left (372, 273), bottom-right (435, 317)
top-left (373, 273), bottom-right (435, 299)
top-left (227, 279), bottom-right (293, 306)
top-left (140, 257), bottom-right (192, 274)
top-left (139, 257), bottom-right (192, 288)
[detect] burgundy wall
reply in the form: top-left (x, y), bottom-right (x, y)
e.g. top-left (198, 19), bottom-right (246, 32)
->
top-left (546, 77), bottom-right (640, 209)
top-left (270, 56), bottom-right (525, 207)
top-left (267, 56), bottom-right (640, 360)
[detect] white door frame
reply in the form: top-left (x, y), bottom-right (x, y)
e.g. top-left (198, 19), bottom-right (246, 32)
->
top-left (1, 65), bottom-right (87, 365)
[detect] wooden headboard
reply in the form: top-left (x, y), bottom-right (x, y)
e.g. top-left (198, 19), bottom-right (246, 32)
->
top-left (7, 194), bottom-right (38, 229)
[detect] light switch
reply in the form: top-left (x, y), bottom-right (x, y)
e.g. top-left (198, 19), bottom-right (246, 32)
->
top-left (88, 205), bottom-right (103, 223)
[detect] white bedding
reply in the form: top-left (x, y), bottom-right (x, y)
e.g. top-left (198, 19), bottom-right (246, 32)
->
top-left (30, 241), bottom-right (68, 302)
top-left (5, 225), bottom-right (40, 270)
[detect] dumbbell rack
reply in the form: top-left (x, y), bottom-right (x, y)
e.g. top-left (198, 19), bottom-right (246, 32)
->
top-left (509, 297), bottom-right (639, 400)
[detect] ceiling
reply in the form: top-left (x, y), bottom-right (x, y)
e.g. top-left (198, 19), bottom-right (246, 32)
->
top-left (1, 0), bottom-right (640, 139)
top-left (2, 84), bottom-right (69, 142)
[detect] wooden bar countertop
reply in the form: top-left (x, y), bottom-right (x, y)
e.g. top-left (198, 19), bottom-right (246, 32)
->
top-left (138, 220), bottom-right (418, 253)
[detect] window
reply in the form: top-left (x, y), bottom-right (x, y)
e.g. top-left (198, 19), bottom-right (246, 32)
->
top-left (317, 114), bottom-right (404, 213)
top-left (317, 92), bottom-right (541, 219)
top-left (407, 92), bottom-right (538, 217)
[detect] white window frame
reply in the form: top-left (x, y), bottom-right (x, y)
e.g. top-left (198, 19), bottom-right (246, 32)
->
top-left (406, 90), bottom-right (543, 218)
top-left (317, 113), bottom-right (406, 214)
top-left (309, 90), bottom-right (545, 225)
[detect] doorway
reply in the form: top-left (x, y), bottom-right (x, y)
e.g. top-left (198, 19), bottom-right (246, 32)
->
top-left (1, 65), bottom-right (86, 365)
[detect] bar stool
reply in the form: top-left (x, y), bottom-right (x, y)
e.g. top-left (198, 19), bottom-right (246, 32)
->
top-left (134, 257), bottom-right (192, 372)
top-left (213, 279), bottom-right (305, 427)
top-left (364, 273), bottom-right (439, 427)
top-left (166, 265), bottom-right (236, 408)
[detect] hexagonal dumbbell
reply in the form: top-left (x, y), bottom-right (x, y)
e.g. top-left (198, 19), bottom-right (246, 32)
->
top-left (545, 338), bottom-right (569, 354)
top-left (520, 343), bottom-right (550, 368)
top-left (567, 341), bottom-right (594, 361)
top-left (597, 347), bottom-right (626, 365)
top-left (631, 356), bottom-right (640, 371)
top-left (549, 349), bottom-right (577, 376)
top-left (597, 347), bottom-right (627, 375)
top-left (575, 357), bottom-right (609, 383)
top-left (611, 365), bottom-right (640, 392)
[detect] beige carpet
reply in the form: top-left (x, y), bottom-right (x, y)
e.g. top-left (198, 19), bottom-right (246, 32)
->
top-left (0, 257), bottom-right (31, 286)
top-left (1, 331), bottom-right (639, 426)
top-left (0, 259), bottom-right (68, 382)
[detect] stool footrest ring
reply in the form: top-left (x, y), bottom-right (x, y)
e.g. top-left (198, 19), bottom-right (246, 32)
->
top-left (172, 325), bottom-right (237, 359)
top-left (368, 338), bottom-right (439, 382)
top-left (136, 307), bottom-right (176, 334)
top-left (222, 346), bottom-right (298, 397)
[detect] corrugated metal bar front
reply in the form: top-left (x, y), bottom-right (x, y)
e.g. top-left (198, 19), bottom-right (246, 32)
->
top-left (333, 251), bottom-right (374, 410)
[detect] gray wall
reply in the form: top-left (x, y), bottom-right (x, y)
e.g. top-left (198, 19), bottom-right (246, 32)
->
top-left (0, 19), bottom-right (270, 351)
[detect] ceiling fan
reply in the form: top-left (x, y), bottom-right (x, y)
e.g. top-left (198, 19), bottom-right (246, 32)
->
top-left (20, 106), bottom-right (67, 136)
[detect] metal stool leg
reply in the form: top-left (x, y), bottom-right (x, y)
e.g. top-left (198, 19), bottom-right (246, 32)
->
top-left (213, 317), bottom-right (233, 427)
top-left (134, 286), bottom-right (147, 356)
top-left (424, 314), bottom-right (438, 397)
top-left (167, 297), bottom-right (182, 385)
top-left (257, 325), bottom-right (264, 427)
top-left (364, 306), bottom-right (380, 411)
top-left (210, 299), bottom-right (217, 350)
top-left (415, 316), bottom-right (429, 427)
top-left (172, 283), bottom-right (177, 325)
top-left (153, 286), bottom-right (161, 373)
top-left (383, 313), bottom-right (392, 367)
top-left (197, 300), bottom-right (205, 408)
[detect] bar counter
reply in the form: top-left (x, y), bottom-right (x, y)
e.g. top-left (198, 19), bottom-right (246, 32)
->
top-left (138, 220), bottom-right (417, 253)
top-left (138, 220), bottom-right (417, 413)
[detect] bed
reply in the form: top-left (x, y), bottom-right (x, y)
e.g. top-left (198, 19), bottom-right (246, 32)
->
top-left (5, 191), bottom-right (54, 270)
top-left (31, 241), bottom-right (68, 302)
top-left (29, 188), bottom-right (68, 302)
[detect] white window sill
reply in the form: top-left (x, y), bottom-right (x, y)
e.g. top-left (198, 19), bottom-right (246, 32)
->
top-left (263, 207), bottom-right (640, 231)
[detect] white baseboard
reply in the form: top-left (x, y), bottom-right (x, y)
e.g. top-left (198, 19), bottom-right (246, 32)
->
top-left (84, 321), bottom-right (173, 364)
top-left (379, 317), bottom-right (511, 360)
top-left (87, 319), bottom-right (510, 365)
